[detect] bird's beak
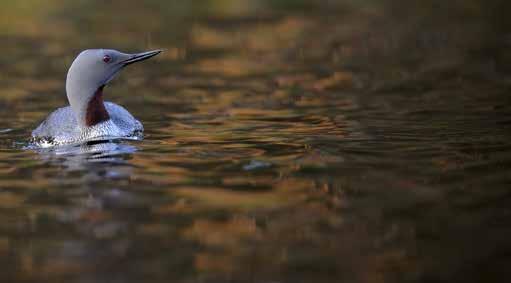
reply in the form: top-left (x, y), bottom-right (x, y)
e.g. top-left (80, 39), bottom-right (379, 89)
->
top-left (103, 49), bottom-right (162, 86)
top-left (121, 50), bottom-right (162, 66)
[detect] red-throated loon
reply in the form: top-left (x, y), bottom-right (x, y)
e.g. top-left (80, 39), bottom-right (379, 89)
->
top-left (32, 49), bottom-right (161, 147)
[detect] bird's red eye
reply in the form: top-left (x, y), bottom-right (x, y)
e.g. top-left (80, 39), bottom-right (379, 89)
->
top-left (103, 55), bottom-right (111, 63)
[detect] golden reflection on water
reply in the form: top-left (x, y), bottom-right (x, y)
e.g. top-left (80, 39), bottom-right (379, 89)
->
top-left (1, 0), bottom-right (510, 282)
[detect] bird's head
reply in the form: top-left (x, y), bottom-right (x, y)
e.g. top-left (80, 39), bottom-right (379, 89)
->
top-left (65, 49), bottom-right (161, 127)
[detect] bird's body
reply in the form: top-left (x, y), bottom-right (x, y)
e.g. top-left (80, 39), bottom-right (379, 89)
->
top-left (32, 102), bottom-right (143, 146)
top-left (31, 48), bottom-right (160, 147)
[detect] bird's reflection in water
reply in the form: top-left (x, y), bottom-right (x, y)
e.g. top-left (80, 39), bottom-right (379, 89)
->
top-left (35, 139), bottom-right (138, 179)
top-left (32, 140), bottom-right (142, 238)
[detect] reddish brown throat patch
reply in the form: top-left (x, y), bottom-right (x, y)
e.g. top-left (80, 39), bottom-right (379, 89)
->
top-left (85, 86), bottom-right (110, 127)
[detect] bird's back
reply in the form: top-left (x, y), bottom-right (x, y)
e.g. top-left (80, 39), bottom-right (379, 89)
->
top-left (32, 102), bottom-right (143, 146)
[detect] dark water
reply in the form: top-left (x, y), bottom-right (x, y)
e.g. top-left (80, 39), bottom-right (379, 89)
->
top-left (1, 1), bottom-right (511, 282)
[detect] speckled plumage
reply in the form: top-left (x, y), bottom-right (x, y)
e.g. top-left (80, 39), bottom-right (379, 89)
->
top-left (32, 102), bottom-right (143, 147)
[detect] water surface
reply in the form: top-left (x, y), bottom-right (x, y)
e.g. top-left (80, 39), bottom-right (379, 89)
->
top-left (1, 1), bottom-right (511, 282)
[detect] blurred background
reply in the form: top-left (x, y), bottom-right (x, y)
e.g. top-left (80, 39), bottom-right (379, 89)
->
top-left (0, 0), bottom-right (510, 282)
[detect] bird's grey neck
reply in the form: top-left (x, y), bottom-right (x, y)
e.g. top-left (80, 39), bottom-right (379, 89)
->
top-left (67, 85), bottom-right (110, 128)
